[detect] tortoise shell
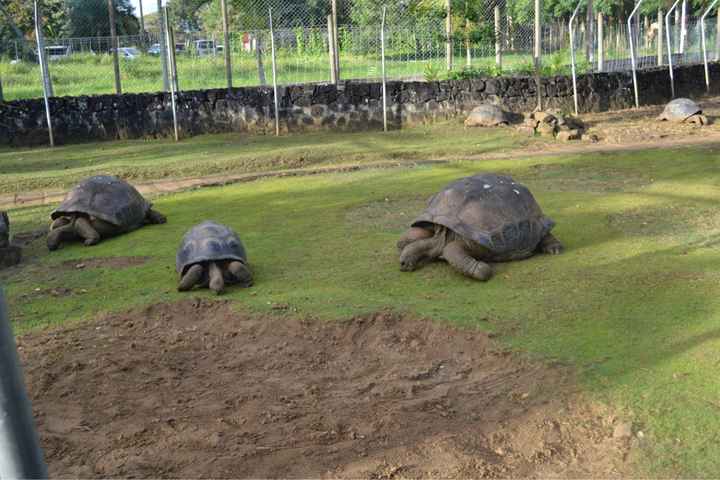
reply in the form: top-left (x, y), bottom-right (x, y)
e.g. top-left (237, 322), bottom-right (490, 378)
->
top-left (176, 221), bottom-right (248, 275)
top-left (412, 173), bottom-right (555, 254)
top-left (51, 175), bottom-right (151, 231)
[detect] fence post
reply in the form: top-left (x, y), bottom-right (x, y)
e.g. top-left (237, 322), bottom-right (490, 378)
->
top-left (157, 0), bottom-right (170, 91)
top-left (446, 0), bottom-right (453, 70)
top-left (534, 0), bottom-right (542, 110)
top-left (331, 0), bottom-right (340, 80)
top-left (221, 0), bottom-right (232, 89)
top-left (494, 6), bottom-right (502, 70)
top-left (34, 0), bottom-right (54, 147)
top-left (569, 0), bottom-right (582, 115)
top-left (679, 0), bottom-right (687, 53)
top-left (164, 6), bottom-right (179, 142)
top-left (0, 291), bottom-right (48, 479)
top-left (269, 8), bottom-right (280, 137)
top-left (107, 0), bottom-right (122, 94)
top-left (628, 0), bottom-right (644, 108)
top-left (715, 7), bottom-right (720, 60)
top-left (701, 0), bottom-right (719, 92)
top-left (586, 0), bottom-right (594, 65)
top-left (327, 16), bottom-right (337, 84)
top-left (666, 0), bottom-right (681, 98)
top-left (381, 6), bottom-right (388, 133)
top-left (657, 9), bottom-right (663, 66)
top-left (597, 12), bottom-right (604, 71)
top-left (0, 76), bottom-right (3, 102)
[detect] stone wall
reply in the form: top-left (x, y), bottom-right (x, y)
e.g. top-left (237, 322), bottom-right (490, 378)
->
top-left (2, 62), bottom-right (719, 147)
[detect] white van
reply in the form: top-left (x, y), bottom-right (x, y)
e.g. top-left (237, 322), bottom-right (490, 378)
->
top-left (45, 45), bottom-right (72, 60)
top-left (195, 39), bottom-right (217, 56)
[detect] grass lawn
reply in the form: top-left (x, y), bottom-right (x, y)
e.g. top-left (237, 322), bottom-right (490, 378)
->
top-left (3, 128), bottom-right (720, 476)
top-left (0, 121), bottom-right (534, 195)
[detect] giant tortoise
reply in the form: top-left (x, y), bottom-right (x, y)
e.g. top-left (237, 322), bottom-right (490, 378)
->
top-left (397, 173), bottom-right (563, 281)
top-left (176, 221), bottom-right (253, 294)
top-left (464, 104), bottom-right (513, 127)
top-left (657, 98), bottom-right (708, 125)
top-left (47, 175), bottom-right (166, 251)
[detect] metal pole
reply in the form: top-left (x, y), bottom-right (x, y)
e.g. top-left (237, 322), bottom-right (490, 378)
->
top-left (657, 9), bottom-right (664, 66)
top-left (715, 6), bottom-right (720, 61)
top-left (701, 0), bottom-right (719, 92)
top-left (569, 0), bottom-right (582, 115)
top-left (446, 0), bottom-right (452, 70)
top-left (534, 0), bottom-right (542, 110)
top-left (0, 75), bottom-right (4, 103)
top-left (221, 0), bottom-right (232, 89)
top-left (138, 0), bottom-right (145, 35)
top-left (666, 0), bottom-right (681, 98)
top-left (597, 12), bottom-right (604, 71)
top-left (331, 0), bottom-right (340, 80)
top-left (164, 7), bottom-right (179, 142)
top-left (269, 8), bottom-right (280, 137)
top-left (381, 6), bottom-right (388, 133)
top-left (0, 290), bottom-right (48, 479)
top-left (494, 6), bottom-right (502, 70)
top-left (327, 16), bottom-right (337, 84)
top-left (679, 0), bottom-right (687, 53)
top-left (586, 0), bottom-right (594, 65)
top-left (158, 0), bottom-right (169, 91)
top-left (107, 0), bottom-right (122, 94)
top-left (34, 0), bottom-right (54, 147)
top-left (628, 0), bottom-right (644, 108)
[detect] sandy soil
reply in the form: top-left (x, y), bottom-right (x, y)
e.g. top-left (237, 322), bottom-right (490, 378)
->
top-left (18, 299), bottom-right (635, 478)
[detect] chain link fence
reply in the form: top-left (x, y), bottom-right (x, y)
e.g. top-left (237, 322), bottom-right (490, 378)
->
top-left (1, 0), bottom-right (720, 102)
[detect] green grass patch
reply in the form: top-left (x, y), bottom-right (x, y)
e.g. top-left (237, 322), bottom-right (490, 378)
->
top-left (0, 121), bottom-right (530, 194)
top-left (3, 135), bottom-right (720, 476)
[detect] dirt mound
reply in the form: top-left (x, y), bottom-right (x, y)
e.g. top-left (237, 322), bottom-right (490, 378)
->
top-left (18, 300), bottom-right (633, 478)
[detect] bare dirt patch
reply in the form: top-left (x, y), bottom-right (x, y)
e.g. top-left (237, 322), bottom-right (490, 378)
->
top-left (60, 256), bottom-right (151, 270)
top-left (18, 299), bottom-right (634, 478)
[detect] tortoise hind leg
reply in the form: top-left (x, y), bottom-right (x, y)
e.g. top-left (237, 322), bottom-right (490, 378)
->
top-left (442, 240), bottom-right (493, 281)
top-left (145, 209), bottom-right (167, 225)
top-left (538, 233), bottom-right (563, 255)
top-left (178, 264), bottom-right (205, 291)
top-left (208, 261), bottom-right (225, 294)
top-left (227, 261), bottom-right (253, 287)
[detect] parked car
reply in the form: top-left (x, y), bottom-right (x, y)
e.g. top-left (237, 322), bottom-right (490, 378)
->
top-left (195, 39), bottom-right (217, 56)
top-left (148, 43), bottom-right (161, 55)
top-left (45, 45), bottom-right (71, 60)
top-left (113, 47), bottom-right (140, 60)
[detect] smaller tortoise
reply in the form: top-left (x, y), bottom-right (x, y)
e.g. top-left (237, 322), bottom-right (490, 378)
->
top-left (176, 221), bottom-right (253, 294)
top-left (47, 175), bottom-right (166, 251)
top-left (657, 98), bottom-right (708, 125)
top-left (398, 173), bottom-right (562, 281)
top-left (464, 104), bottom-right (513, 127)
top-left (0, 212), bottom-right (22, 268)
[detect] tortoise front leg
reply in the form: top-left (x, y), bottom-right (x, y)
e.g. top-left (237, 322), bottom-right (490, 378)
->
top-left (178, 264), bottom-right (205, 291)
top-left (397, 227), bottom-right (433, 251)
top-left (442, 240), bottom-right (493, 281)
top-left (538, 233), bottom-right (563, 255)
top-left (74, 217), bottom-right (101, 246)
top-left (227, 261), bottom-right (253, 287)
top-left (208, 261), bottom-right (225, 294)
top-left (399, 237), bottom-right (441, 272)
top-left (47, 222), bottom-right (77, 251)
top-left (145, 209), bottom-right (167, 225)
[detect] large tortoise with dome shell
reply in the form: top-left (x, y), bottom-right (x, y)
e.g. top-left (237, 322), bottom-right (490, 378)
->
top-left (397, 173), bottom-right (563, 281)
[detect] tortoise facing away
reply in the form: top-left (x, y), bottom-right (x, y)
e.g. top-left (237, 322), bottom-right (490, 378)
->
top-left (176, 221), bottom-right (253, 294)
top-left (47, 175), bottom-right (166, 251)
top-left (464, 104), bottom-right (513, 127)
top-left (657, 98), bottom-right (708, 125)
top-left (397, 173), bottom-right (562, 281)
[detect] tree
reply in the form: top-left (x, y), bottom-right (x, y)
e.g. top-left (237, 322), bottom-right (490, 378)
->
top-left (65, 0), bottom-right (139, 37)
